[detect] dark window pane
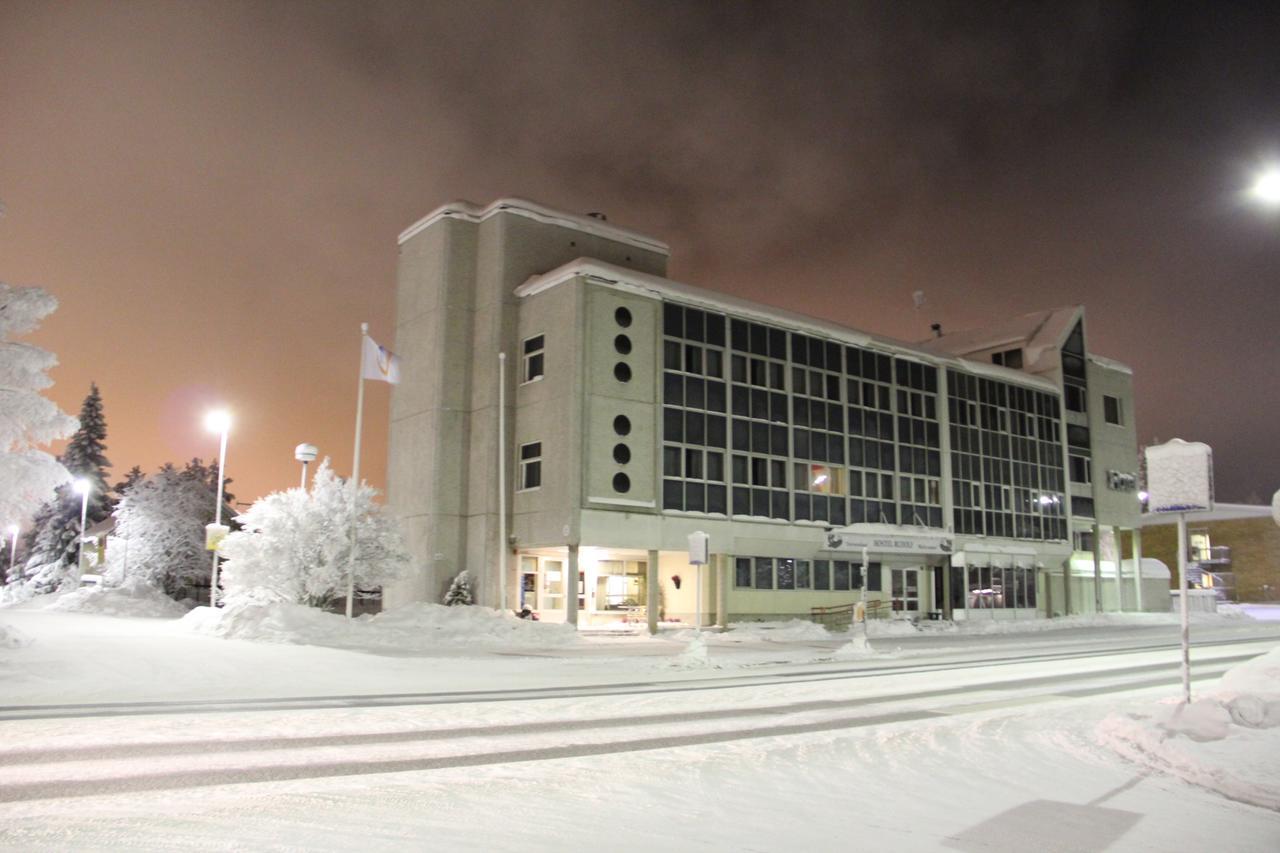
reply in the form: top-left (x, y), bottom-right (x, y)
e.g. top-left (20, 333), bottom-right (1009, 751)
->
top-left (755, 558), bottom-right (773, 590)
top-left (735, 557), bottom-right (752, 587)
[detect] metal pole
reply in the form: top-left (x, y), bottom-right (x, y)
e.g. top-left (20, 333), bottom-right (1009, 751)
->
top-left (300, 461), bottom-right (309, 490)
top-left (860, 546), bottom-right (870, 640)
top-left (77, 490), bottom-right (89, 573)
top-left (694, 561), bottom-right (702, 631)
top-left (1177, 512), bottom-right (1191, 703)
top-left (1133, 527), bottom-right (1144, 612)
top-left (498, 352), bottom-right (507, 612)
top-left (1092, 522), bottom-right (1103, 613)
top-left (7, 529), bottom-right (17, 580)
top-left (346, 322), bottom-right (368, 620)
top-left (210, 426), bottom-right (228, 606)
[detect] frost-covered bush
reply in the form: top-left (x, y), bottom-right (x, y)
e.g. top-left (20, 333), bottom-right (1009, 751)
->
top-left (443, 570), bottom-right (474, 606)
top-left (218, 460), bottom-right (408, 609)
top-left (108, 464), bottom-right (220, 595)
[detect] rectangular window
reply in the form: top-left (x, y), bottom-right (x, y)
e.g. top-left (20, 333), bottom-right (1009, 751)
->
top-left (518, 441), bottom-right (542, 491)
top-left (1103, 395), bottom-right (1122, 425)
top-left (1069, 454), bottom-right (1091, 485)
top-left (522, 335), bottom-right (545, 383)
top-left (1064, 383), bottom-right (1086, 413)
top-left (992, 348), bottom-right (1023, 369)
top-left (735, 557), bottom-right (752, 588)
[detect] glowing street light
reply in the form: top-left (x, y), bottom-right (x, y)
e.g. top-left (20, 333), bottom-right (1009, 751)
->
top-left (1249, 166), bottom-right (1280, 208)
top-left (6, 524), bottom-right (18, 582)
top-left (204, 409), bottom-right (231, 606)
top-left (72, 478), bottom-right (91, 572)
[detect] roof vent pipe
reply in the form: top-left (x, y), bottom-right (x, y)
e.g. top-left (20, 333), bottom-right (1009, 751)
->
top-left (930, 323), bottom-right (943, 338)
top-left (586, 211), bottom-right (608, 221)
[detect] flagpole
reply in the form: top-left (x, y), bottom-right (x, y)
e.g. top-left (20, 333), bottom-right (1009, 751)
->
top-left (347, 322), bottom-right (368, 620)
top-left (497, 351), bottom-right (507, 613)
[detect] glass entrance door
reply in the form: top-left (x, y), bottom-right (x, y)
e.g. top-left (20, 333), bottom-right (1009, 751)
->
top-left (891, 568), bottom-right (920, 614)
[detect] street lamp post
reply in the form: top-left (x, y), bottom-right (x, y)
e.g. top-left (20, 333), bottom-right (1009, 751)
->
top-left (72, 478), bottom-right (91, 573)
top-left (295, 443), bottom-right (318, 489)
top-left (205, 410), bottom-right (231, 607)
top-left (6, 524), bottom-right (18, 583)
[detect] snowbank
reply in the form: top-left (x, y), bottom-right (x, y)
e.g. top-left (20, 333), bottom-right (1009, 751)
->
top-left (1097, 645), bottom-right (1280, 809)
top-left (43, 578), bottom-right (191, 619)
top-left (181, 601), bottom-right (580, 652)
top-left (0, 622), bottom-right (33, 649)
top-left (721, 619), bottom-right (833, 642)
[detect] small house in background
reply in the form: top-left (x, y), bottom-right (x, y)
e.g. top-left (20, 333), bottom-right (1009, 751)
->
top-left (1131, 504), bottom-right (1280, 602)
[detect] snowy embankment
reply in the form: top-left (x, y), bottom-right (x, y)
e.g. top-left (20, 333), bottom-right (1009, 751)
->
top-left (42, 577), bottom-right (192, 619)
top-left (1097, 646), bottom-right (1280, 810)
top-left (181, 601), bottom-right (580, 652)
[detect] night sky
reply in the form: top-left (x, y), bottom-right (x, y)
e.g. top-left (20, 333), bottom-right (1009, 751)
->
top-left (2, 1), bottom-right (1277, 505)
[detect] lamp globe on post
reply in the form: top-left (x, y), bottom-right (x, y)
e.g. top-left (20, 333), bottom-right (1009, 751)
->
top-left (1249, 165), bottom-right (1280, 209)
top-left (294, 443), bottom-right (319, 490)
top-left (72, 478), bottom-right (91, 573)
top-left (204, 409), bottom-right (232, 607)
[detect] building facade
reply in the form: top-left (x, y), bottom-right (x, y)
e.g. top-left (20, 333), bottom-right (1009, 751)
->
top-left (385, 198), bottom-right (1152, 627)
top-left (1133, 504), bottom-right (1280, 602)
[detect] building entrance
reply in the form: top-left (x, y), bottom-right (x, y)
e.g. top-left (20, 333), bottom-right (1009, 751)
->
top-left (890, 567), bottom-right (920, 614)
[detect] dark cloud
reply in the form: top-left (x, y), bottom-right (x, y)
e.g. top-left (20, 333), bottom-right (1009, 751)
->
top-left (0, 0), bottom-right (1276, 502)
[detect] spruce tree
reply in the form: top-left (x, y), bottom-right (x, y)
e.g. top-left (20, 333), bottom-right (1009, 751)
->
top-left (443, 570), bottom-right (475, 606)
top-left (112, 464), bottom-right (145, 501)
top-left (23, 384), bottom-right (112, 589)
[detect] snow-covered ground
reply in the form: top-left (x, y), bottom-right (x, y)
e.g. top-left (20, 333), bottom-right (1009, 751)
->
top-left (1, 597), bottom-right (1279, 850)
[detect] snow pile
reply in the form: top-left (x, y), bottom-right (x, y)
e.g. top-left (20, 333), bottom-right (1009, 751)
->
top-left (44, 578), bottom-right (190, 619)
top-left (832, 633), bottom-right (875, 660)
top-left (665, 634), bottom-right (720, 670)
top-left (181, 601), bottom-right (579, 652)
top-left (0, 622), bottom-right (33, 649)
top-left (1097, 646), bottom-right (1280, 809)
top-left (866, 619), bottom-right (920, 637)
top-left (722, 619), bottom-right (833, 642)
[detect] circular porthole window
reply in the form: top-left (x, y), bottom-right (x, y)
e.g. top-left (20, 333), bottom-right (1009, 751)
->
top-left (614, 334), bottom-right (632, 355)
top-left (613, 443), bottom-right (631, 464)
top-left (614, 362), bottom-right (632, 382)
top-left (613, 415), bottom-right (631, 436)
top-left (612, 472), bottom-right (631, 493)
top-left (615, 306), bottom-right (632, 328)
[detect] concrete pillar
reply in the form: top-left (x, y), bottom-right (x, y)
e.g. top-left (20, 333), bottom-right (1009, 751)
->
top-left (716, 553), bottom-right (729, 628)
top-left (1132, 527), bottom-right (1144, 612)
top-left (566, 544), bottom-right (579, 628)
top-left (1092, 522), bottom-right (1103, 614)
top-left (646, 548), bottom-right (659, 635)
top-left (941, 561), bottom-right (952, 620)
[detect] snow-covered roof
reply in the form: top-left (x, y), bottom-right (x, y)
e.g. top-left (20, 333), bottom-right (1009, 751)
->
top-left (1138, 503), bottom-right (1276, 527)
top-left (515, 259), bottom-right (1060, 393)
top-left (1086, 353), bottom-right (1134, 375)
top-left (398, 198), bottom-right (669, 256)
top-left (917, 306), bottom-right (1086, 373)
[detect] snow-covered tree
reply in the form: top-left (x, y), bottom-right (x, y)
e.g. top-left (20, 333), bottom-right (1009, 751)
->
top-left (107, 464), bottom-right (220, 596)
top-left (112, 464), bottom-right (144, 501)
top-left (0, 283), bottom-right (76, 539)
top-left (22, 384), bottom-right (112, 590)
top-left (218, 459), bottom-right (408, 609)
top-left (443, 570), bottom-right (474, 606)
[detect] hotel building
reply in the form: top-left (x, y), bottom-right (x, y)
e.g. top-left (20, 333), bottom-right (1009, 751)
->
top-left (384, 198), bottom-right (1153, 628)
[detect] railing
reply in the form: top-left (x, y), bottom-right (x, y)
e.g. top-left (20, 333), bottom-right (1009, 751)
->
top-left (811, 600), bottom-right (887, 631)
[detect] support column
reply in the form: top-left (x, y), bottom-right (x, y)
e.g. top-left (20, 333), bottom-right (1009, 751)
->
top-left (1114, 526), bottom-right (1125, 612)
top-left (1132, 527), bottom-right (1144, 612)
top-left (716, 553), bottom-right (729, 628)
top-left (566, 544), bottom-right (579, 628)
top-left (646, 548), bottom-right (659, 636)
top-left (1092, 522), bottom-right (1103, 614)
top-left (941, 561), bottom-right (952, 621)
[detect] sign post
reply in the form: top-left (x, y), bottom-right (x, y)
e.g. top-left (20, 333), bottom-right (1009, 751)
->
top-left (1144, 439), bottom-right (1214, 704)
top-left (688, 531), bottom-right (709, 631)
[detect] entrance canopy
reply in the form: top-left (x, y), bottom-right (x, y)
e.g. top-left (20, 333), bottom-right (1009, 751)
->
top-left (823, 523), bottom-right (953, 557)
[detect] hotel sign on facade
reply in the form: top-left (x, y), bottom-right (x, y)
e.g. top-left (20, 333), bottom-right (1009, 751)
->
top-left (825, 529), bottom-right (954, 556)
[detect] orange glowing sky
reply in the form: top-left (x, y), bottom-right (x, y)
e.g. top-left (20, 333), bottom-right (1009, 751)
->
top-left (2, 1), bottom-right (1277, 506)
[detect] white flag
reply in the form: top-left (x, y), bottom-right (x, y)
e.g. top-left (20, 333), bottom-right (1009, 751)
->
top-left (362, 335), bottom-right (401, 384)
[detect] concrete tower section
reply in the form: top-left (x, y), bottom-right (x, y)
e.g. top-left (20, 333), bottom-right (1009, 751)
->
top-left (384, 199), bottom-right (669, 608)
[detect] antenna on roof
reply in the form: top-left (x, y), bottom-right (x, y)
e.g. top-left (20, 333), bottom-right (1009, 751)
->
top-left (930, 323), bottom-right (943, 338)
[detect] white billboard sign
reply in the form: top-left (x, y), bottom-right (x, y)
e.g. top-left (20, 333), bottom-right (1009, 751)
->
top-left (1144, 439), bottom-right (1213, 514)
